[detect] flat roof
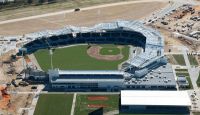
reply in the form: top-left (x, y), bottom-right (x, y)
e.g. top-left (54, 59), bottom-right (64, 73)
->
top-left (121, 90), bottom-right (191, 106)
top-left (125, 63), bottom-right (176, 86)
top-left (58, 70), bottom-right (124, 75)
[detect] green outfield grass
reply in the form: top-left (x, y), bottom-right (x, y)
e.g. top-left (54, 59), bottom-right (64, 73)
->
top-left (193, 112), bottom-right (200, 115)
top-left (172, 54), bottom-right (186, 66)
top-left (187, 55), bottom-right (199, 66)
top-left (34, 94), bottom-right (73, 115)
top-left (74, 94), bottom-right (119, 115)
top-left (99, 44), bottom-right (121, 55)
top-left (175, 69), bottom-right (188, 72)
top-left (34, 45), bottom-right (129, 71)
top-left (100, 47), bottom-right (120, 55)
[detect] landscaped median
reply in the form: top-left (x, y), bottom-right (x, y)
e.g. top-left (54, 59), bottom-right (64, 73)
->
top-left (187, 55), bottom-right (199, 66)
top-left (175, 69), bottom-right (193, 89)
top-left (196, 71), bottom-right (200, 87)
top-left (172, 54), bottom-right (186, 66)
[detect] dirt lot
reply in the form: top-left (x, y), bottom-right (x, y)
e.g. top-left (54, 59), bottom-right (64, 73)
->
top-left (0, 0), bottom-right (134, 21)
top-left (0, 1), bottom-right (167, 35)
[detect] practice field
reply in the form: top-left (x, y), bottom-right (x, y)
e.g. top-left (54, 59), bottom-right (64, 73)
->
top-left (74, 94), bottom-right (119, 115)
top-left (34, 44), bottom-right (129, 71)
top-left (34, 94), bottom-right (73, 115)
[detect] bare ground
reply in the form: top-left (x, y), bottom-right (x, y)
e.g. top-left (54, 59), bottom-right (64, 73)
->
top-left (0, 1), bottom-right (167, 35)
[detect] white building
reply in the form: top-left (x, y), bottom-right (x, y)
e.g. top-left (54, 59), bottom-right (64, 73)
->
top-left (49, 69), bottom-right (126, 91)
top-left (0, 0), bottom-right (14, 3)
top-left (120, 90), bottom-right (191, 114)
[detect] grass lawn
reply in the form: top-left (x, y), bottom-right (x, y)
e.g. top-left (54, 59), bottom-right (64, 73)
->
top-left (99, 45), bottom-right (121, 55)
top-left (74, 94), bottom-right (119, 115)
top-left (172, 54), bottom-right (186, 66)
top-left (187, 55), bottom-right (199, 66)
top-left (34, 45), bottom-right (129, 71)
top-left (176, 72), bottom-right (190, 77)
top-left (118, 114), bottom-right (187, 115)
top-left (193, 112), bottom-right (200, 115)
top-left (175, 69), bottom-right (188, 72)
top-left (175, 69), bottom-right (193, 89)
top-left (100, 47), bottom-right (120, 55)
top-left (196, 72), bottom-right (200, 87)
top-left (34, 94), bottom-right (73, 115)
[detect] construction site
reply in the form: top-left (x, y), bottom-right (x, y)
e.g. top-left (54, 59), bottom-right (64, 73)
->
top-left (0, 50), bottom-right (36, 114)
top-left (0, 0), bottom-right (200, 115)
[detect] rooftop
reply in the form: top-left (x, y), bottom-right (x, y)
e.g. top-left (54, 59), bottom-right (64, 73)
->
top-left (125, 63), bottom-right (176, 86)
top-left (58, 70), bottom-right (125, 75)
top-left (121, 90), bottom-right (191, 106)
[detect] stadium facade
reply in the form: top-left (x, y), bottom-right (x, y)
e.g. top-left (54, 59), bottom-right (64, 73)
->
top-left (19, 20), bottom-right (176, 90)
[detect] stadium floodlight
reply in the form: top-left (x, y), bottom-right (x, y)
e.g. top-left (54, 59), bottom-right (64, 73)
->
top-left (49, 49), bottom-right (54, 69)
top-left (20, 48), bottom-right (27, 78)
top-left (72, 32), bottom-right (77, 38)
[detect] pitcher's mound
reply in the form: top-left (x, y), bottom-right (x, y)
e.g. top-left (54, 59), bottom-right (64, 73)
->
top-left (87, 45), bottom-right (124, 61)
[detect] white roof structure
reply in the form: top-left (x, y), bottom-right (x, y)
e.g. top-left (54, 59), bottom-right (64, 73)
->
top-left (121, 90), bottom-right (191, 106)
top-left (59, 70), bottom-right (125, 75)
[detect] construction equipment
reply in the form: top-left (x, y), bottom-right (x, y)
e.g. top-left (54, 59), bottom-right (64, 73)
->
top-left (0, 84), bottom-right (11, 109)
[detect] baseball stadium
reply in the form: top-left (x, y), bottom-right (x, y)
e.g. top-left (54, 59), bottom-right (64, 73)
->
top-left (18, 20), bottom-right (176, 91)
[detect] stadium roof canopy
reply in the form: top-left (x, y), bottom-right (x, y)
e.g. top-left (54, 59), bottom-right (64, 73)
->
top-left (21, 20), bottom-right (164, 69)
top-left (58, 70), bottom-right (125, 75)
top-left (121, 90), bottom-right (191, 106)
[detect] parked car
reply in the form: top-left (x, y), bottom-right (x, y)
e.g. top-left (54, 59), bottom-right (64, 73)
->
top-left (74, 8), bottom-right (80, 12)
top-left (19, 81), bottom-right (29, 87)
top-left (11, 79), bottom-right (18, 87)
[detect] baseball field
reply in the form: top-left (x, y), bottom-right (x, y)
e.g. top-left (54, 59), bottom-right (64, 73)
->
top-left (34, 94), bottom-right (185, 115)
top-left (75, 94), bottom-right (119, 115)
top-left (34, 44), bottom-right (129, 71)
top-left (34, 94), bottom-right (73, 115)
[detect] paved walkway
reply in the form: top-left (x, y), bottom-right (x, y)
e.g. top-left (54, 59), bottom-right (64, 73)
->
top-left (28, 54), bottom-right (42, 70)
top-left (70, 93), bottom-right (77, 115)
top-left (182, 48), bottom-right (200, 112)
top-left (104, 110), bottom-right (119, 115)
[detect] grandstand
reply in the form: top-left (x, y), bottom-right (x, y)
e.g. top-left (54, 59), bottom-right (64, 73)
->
top-left (49, 69), bottom-right (126, 91)
top-left (18, 20), bottom-right (176, 90)
top-left (18, 20), bottom-right (164, 70)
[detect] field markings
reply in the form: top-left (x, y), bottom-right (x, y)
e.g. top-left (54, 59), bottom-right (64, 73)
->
top-left (70, 93), bottom-right (77, 115)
